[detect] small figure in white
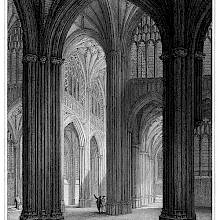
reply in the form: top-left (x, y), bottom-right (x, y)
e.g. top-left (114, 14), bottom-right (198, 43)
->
top-left (15, 196), bottom-right (21, 210)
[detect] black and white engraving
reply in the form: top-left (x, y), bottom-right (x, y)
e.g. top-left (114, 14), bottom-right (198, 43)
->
top-left (7, 0), bottom-right (212, 219)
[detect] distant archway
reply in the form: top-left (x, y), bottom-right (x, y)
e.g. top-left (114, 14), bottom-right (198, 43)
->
top-left (64, 123), bottom-right (80, 206)
top-left (7, 129), bottom-right (16, 206)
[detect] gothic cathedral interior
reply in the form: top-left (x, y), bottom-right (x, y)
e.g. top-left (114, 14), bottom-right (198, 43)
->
top-left (7, 0), bottom-right (212, 219)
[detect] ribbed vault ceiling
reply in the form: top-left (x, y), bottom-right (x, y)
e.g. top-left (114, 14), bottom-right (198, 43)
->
top-left (66, 0), bottom-right (142, 46)
top-left (63, 36), bottom-right (106, 95)
top-left (139, 105), bottom-right (162, 155)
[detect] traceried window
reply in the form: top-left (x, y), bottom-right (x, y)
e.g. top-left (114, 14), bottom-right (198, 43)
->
top-left (193, 24), bottom-right (212, 178)
top-left (130, 15), bottom-right (163, 79)
top-left (194, 120), bottom-right (212, 177)
top-left (90, 83), bottom-right (104, 121)
top-left (8, 20), bottom-right (23, 84)
top-left (64, 123), bottom-right (80, 205)
top-left (157, 148), bottom-right (163, 181)
top-left (203, 24), bottom-right (212, 76)
top-left (64, 53), bottom-right (85, 106)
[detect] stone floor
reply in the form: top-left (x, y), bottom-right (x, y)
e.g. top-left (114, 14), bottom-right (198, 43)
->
top-left (7, 207), bottom-right (212, 220)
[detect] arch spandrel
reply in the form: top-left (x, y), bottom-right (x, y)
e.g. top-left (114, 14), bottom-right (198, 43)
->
top-left (186, 0), bottom-right (212, 53)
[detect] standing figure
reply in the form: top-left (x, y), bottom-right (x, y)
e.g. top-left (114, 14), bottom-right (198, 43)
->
top-left (94, 194), bottom-right (102, 214)
top-left (15, 196), bottom-right (21, 210)
top-left (101, 196), bottom-right (106, 213)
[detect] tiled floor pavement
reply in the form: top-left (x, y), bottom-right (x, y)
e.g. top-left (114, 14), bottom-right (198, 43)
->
top-left (7, 207), bottom-right (212, 220)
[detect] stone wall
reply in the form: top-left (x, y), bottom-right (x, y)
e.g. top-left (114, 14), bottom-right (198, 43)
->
top-left (194, 177), bottom-right (212, 207)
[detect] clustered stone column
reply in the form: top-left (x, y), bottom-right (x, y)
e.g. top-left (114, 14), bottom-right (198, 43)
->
top-left (194, 51), bottom-right (205, 125)
top-left (130, 117), bottom-right (141, 209)
top-left (20, 54), bottom-right (64, 220)
top-left (15, 138), bottom-right (22, 207)
top-left (159, 52), bottom-right (170, 218)
top-left (98, 154), bottom-right (103, 196)
top-left (105, 49), bottom-right (132, 215)
top-left (159, 48), bottom-right (196, 220)
top-left (131, 143), bottom-right (141, 208)
top-left (79, 145), bottom-right (86, 207)
top-left (159, 1), bottom-right (197, 218)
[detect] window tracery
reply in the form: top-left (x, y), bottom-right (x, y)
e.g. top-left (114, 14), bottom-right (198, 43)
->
top-left (194, 120), bottom-right (211, 177)
top-left (156, 148), bottom-right (163, 181)
top-left (90, 83), bottom-right (104, 121)
top-left (130, 15), bottom-right (162, 79)
top-left (64, 124), bottom-right (80, 205)
top-left (64, 53), bottom-right (86, 106)
top-left (8, 20), bottom-right (23, 84)
top-left (203, 24), bottom-right (212, 76)
top-left (194, 24), bottom-right (212, 178)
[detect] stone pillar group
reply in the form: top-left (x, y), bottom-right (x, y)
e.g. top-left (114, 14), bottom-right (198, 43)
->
top-left (16, 1), bottom-right (208, 219)
top-left (79, 145), bottom-right (86, 207)
top-left (194, 51), bottom-right (205, 125)
top-left (159, 47), bottom-right (196, 220)
top-left (20, 54), bottom-right (64, 220)
top-left (105, 49), bottom-right (132, 215)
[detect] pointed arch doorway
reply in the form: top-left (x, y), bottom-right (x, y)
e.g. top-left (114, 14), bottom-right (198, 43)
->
top-left (64, 123), bottom-right (80, 206)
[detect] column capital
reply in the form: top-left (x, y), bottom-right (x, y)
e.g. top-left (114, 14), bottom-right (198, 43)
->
top-left (51, 57), bottom-right (65, 65)
top-left (172, 47), bottom-right (188, 58)
top-left (39, 56), bottom-right (47, 63)
top-left (23, 54), bottom-right (38, 63)
top-left (159, 52), bottom-right (171, 61)
top-left (159, 48), bottom-right (188, 60)
top-left (195, 51), bottom-right (206, 60)
top-left (97, 154), bottom-right (103, 159)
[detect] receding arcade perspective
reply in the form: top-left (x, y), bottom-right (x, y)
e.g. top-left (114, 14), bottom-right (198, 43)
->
top-left (7, 0), bottom-right (212, 220)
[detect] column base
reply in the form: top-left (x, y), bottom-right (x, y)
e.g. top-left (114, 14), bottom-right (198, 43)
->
top-left (106, 201), bottom-right (132, 215)
top-left (159, 216), bottom-right (195, 220)
top-left (132, 197), bottom-right (141, 209)
top-left (159, 210), bottom-right (196, 220)
top-left (20, 212), bottom-right (64, 220)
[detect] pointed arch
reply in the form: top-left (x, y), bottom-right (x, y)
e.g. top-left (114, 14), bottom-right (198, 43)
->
top-left (127, 92), bottom-right (162, 131)
top-left (64, 115), bottom-right (86, 147)
top-left (89, 130), bottom-right (105, 155)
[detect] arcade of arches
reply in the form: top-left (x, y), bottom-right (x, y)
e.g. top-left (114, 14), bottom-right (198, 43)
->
top-left (7, 0), bottom-right (212, 219)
